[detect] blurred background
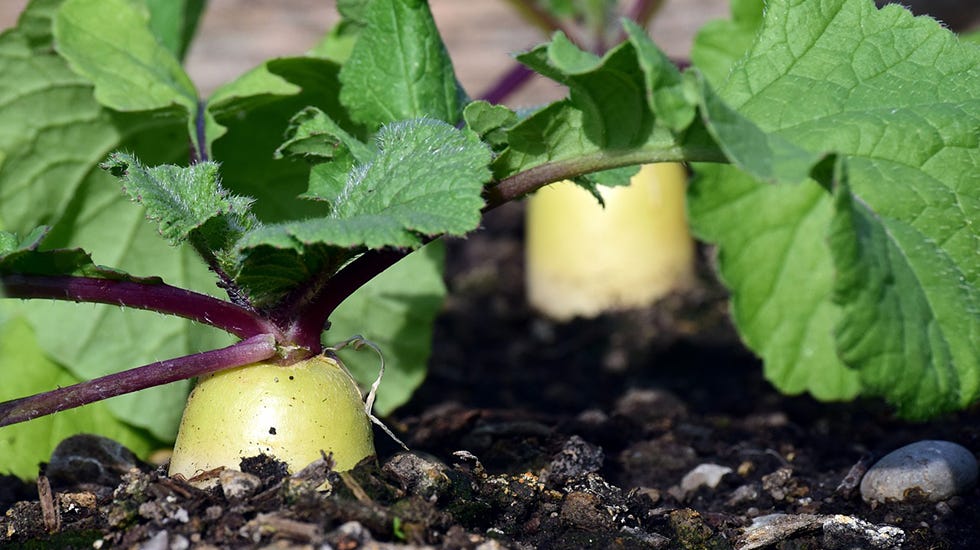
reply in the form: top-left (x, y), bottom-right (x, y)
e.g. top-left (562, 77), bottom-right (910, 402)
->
top-left (3, 1), bottom-right (977, 106)
top-left (0, 0), bottom-right (727, 105)
top-left (3, 1), bottom-right (977, 105)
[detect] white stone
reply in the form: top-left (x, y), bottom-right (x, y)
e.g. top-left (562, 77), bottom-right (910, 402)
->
top-left (680, 463), bottom-right (733, 494)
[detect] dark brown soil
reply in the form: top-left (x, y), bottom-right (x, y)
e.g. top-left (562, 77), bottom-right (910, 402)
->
top-left (1, 203), bottom-right (978, 550)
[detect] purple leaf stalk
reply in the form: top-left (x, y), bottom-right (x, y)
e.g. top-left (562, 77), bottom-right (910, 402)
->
top-left (0, 334), bottom-right (277, 427)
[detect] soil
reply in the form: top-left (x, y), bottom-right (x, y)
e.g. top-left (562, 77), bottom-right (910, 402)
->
top-left (1, 204), bottom-right (978, 549)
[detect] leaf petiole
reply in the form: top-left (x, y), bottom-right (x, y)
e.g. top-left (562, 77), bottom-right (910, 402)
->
top-left (0, 275), bottom-right (281, 340)
top-left (0, 334), bottom-right (278, 428)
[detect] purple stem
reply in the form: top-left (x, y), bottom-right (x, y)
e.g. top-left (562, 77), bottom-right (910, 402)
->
top-left (286, 249), bottom-right (405, 351)
top-left (0, 275), bottom-right (281, 340)
top-left (193, 100), bottom-right (209, 163)
top-left (625, 0), bottom-right (666, 28)
top-left (479, 64), bottom-right (536, 105)
top-left (0, 334), bottom-right (277, 428)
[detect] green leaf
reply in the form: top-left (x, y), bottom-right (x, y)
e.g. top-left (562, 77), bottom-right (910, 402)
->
top-left (0, 226), bottom-right (101, 277)
top-left (622, 20), bottom-right (695, 132)
top-left (330, 241), bottom-right (446, 414)
top-left (275, 106), bottom-right (375, 203)
top-left (241, 118), bottom-right (491, 251)
top-left (0, 225), bottom-right (151, 281)
top-left (14, 0), bottom-right (62, 53)
top-left (0, 227), bottom-right (47, 254)
top-left (144, 0), bottom-right (206, 61)
top-left (231, 243), bottom-right (351, 308)
top-left (275, 106), bottom-right (373, 164)
top-left (690, 0), bottom-right (765, 88)
top-left (0, 315), bottom-right (162, 479)
top-left (689, 0), bottom-right (980, 414)
top-left (101, 152), bottom-right (255, 253)
top-left (689, 164), bottom-right (860, 400)
top-left (492, 100), bottom-right (708, 183)
top-left (54, 0), bottom-right (198, 115)
top-left (692, 70), bottom-right (823, 185)
top-left (204, 60), bottom-right (303, 149)
top-left (0, 231), bottom-right (17, 252)
top-left (830, 162), bottom-right (978, 419)
top-left (517, 32), bottom-right (652, 148)
top-left (463, 100), bottom-right (518, 152)
top-left (208, 56), bottom-right (353, 223)
top-left (494, 26), bottom-right (723, 185)
top-left (339, 0), bottom-right (464, 128)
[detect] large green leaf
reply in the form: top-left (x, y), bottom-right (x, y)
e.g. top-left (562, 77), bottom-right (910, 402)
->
top-left (330, 241), bottom-right (446, 415)
top-left (338, 0), bottom-right (464, 128)
top-left (0, 3), bottom-right (229, 446)
top-left (0, 315), bottom-right (162, 479)
top-left (689, 0), bottom-right (979, 415)
top-left (54, 0), bottom-right (197, 116)
top-left (830, 165), bottom-right (978, 417)
top-left (517, 31), bottom-right (652, 148)
top-left (494, 25), bottom-right (723, 183)
top-left (689, 164), bottom-right (860, 399)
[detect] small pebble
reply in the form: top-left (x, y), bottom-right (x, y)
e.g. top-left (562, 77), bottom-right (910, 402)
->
top-left (860, 440), bottom-right (978, 503)
top-left (727, 484), bottom-right (760, 506)
top-left (381, 451), bottom-right (451, 500)
top-left (219, 469), bottom-right (263, 500)
top-left (680, 463), bottom-right (733, 495)
top-left (543, 435), bottom-right (604, 486)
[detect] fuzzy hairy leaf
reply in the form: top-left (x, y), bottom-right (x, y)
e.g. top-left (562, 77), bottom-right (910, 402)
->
top-left (275, 106), bottom-right (374, 204)
top-left (239, 118), bottom-right (491, 253)
top-left (101, 152), bottom-right (255, 252)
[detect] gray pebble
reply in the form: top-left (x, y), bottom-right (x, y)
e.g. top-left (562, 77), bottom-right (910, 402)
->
top-left (381, 451), bottom-right (451, 500)
top-left (543, 435), bottom-right (604, 486)
top-left (860, 440), bottom-right (978, 503)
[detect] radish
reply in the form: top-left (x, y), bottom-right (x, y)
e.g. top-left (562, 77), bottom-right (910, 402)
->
top-left (169, 354), bottom-right (374, 476)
